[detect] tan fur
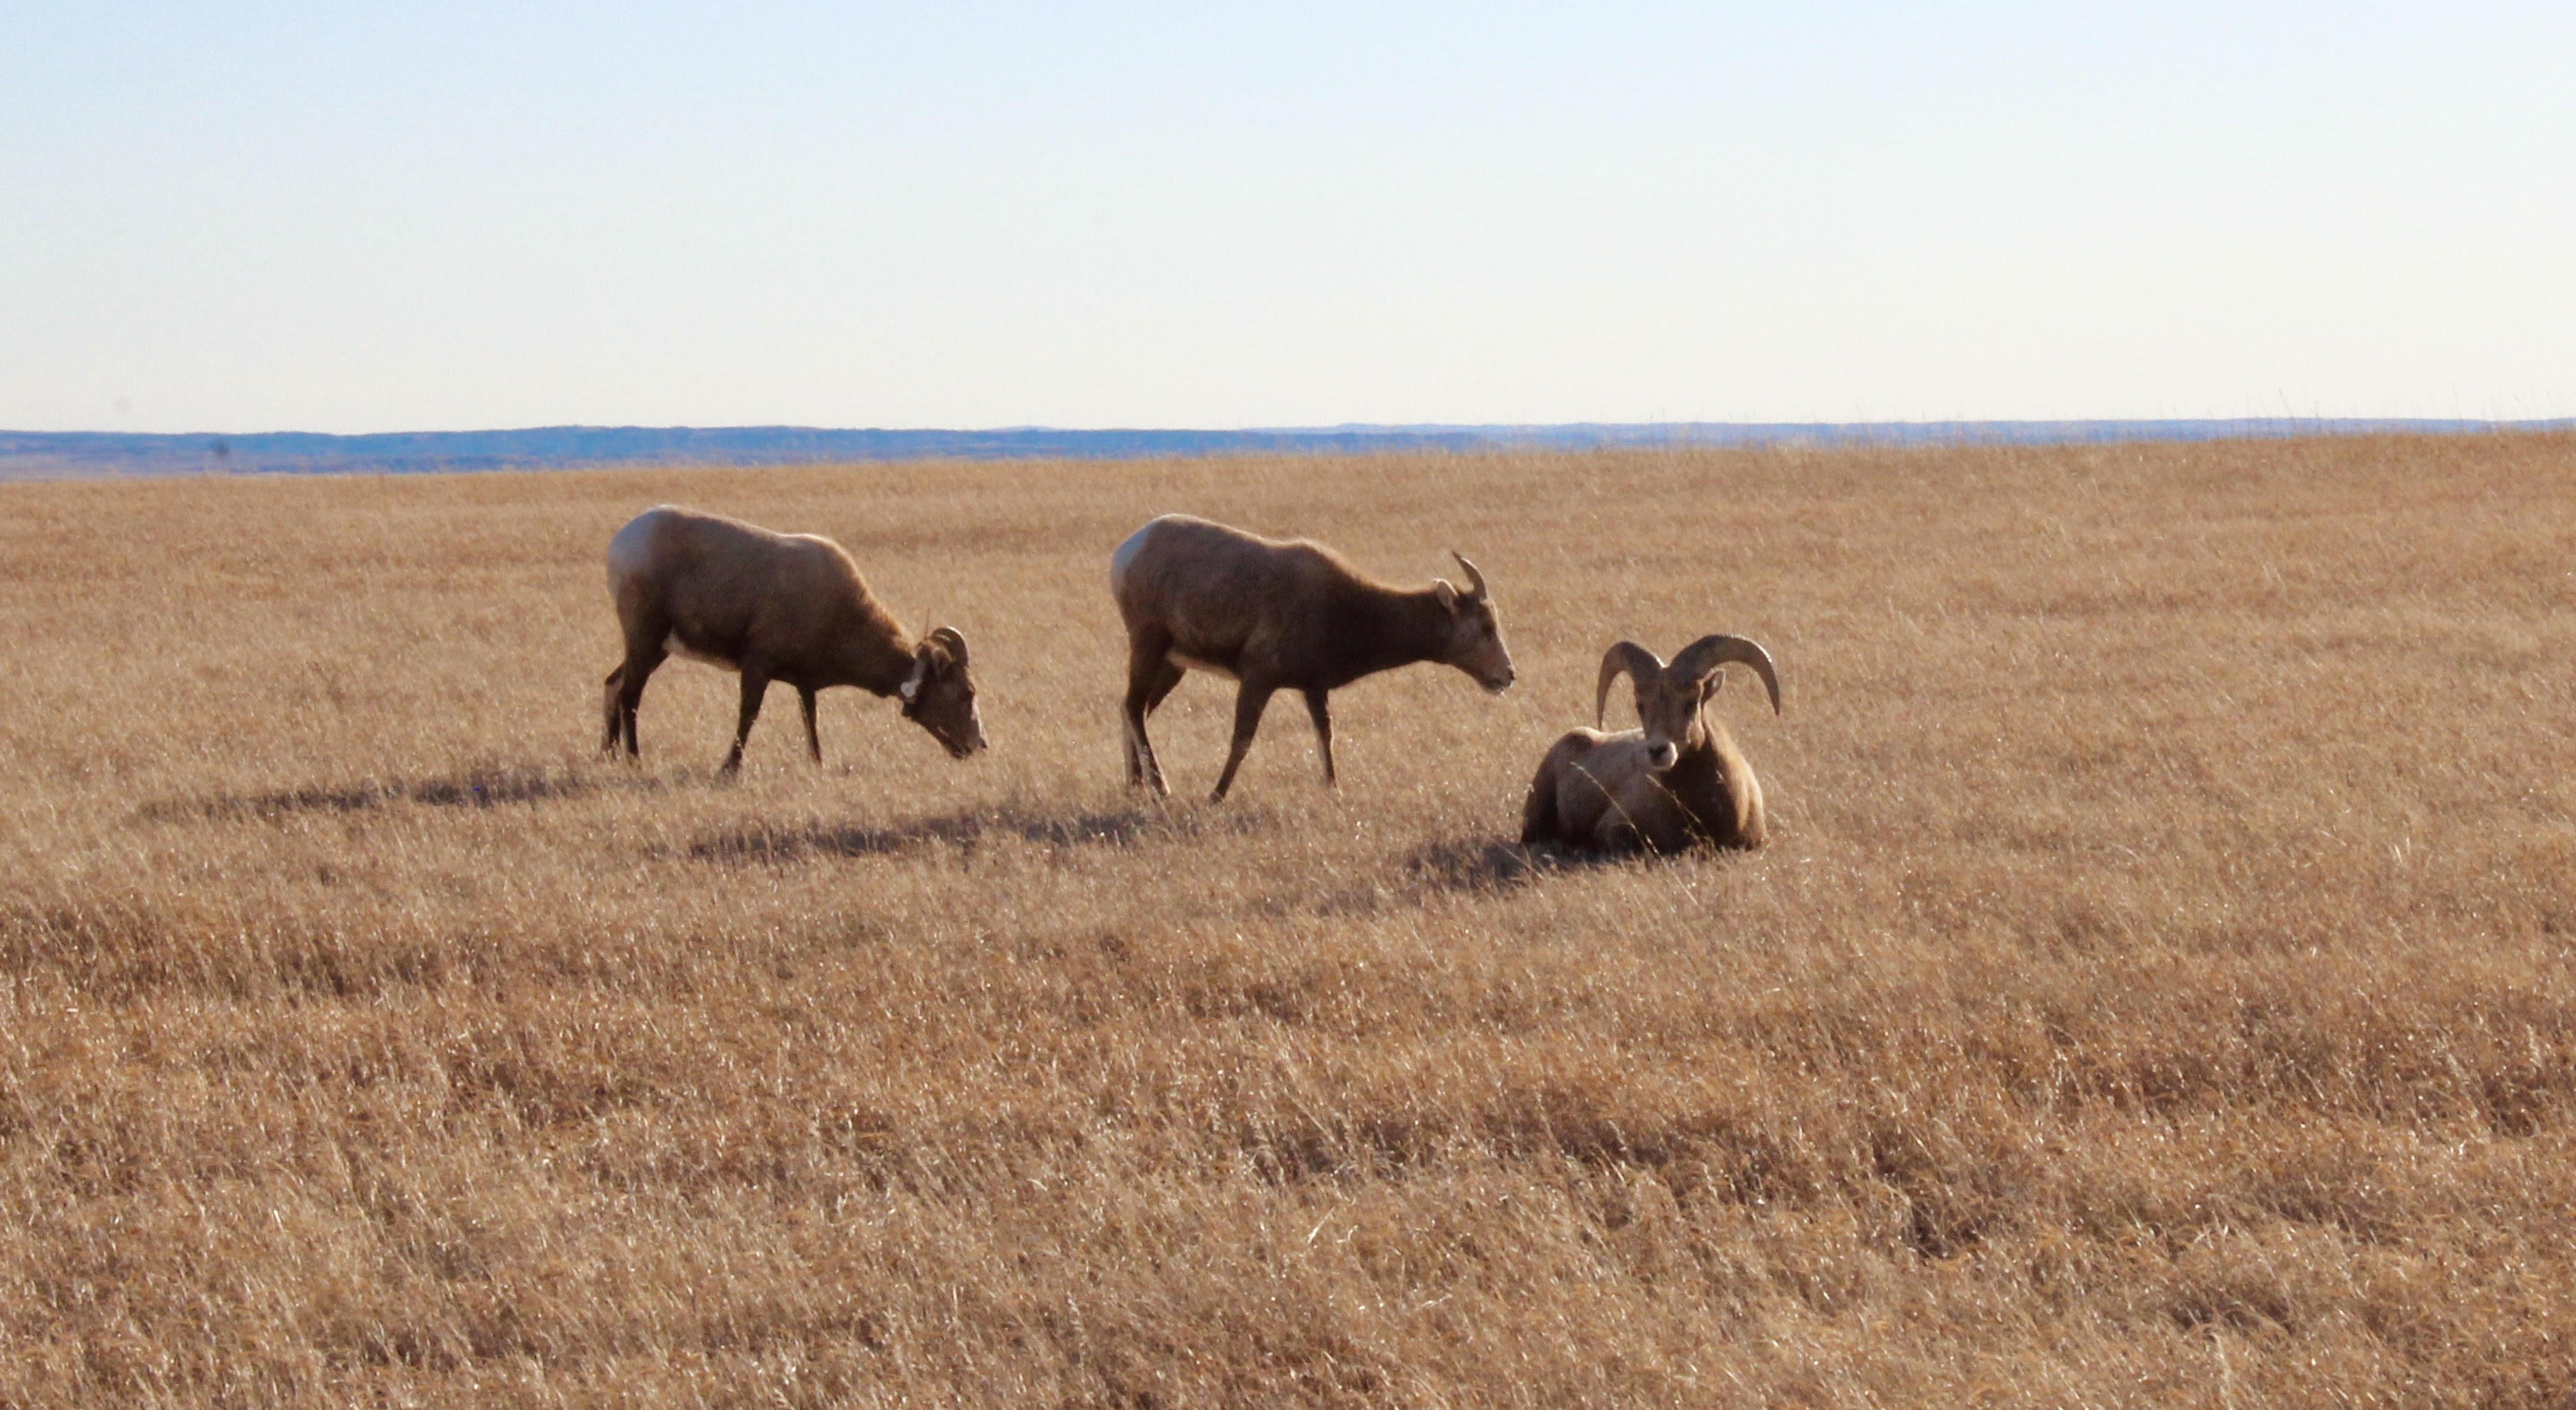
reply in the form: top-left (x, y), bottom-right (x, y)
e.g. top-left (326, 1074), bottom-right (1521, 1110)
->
top-left (1111, 514), bottom-right (1514, 801)
top-left (601, 504), bottom-right (985, 770)
top-left (1521, 636), bottom-right (1780, 853)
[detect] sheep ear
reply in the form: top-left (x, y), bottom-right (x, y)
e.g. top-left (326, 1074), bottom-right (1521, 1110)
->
top-left (899, 653), bottom-right (928, 702)
top-left (1432, 580), bottom-right (1458, 611)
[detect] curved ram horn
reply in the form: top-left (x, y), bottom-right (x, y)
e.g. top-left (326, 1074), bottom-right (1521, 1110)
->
top-left (1668, 634), bottom-right (1780, 715)
top-left (1449, 550), bottom-right (1489, 601)
top-left (1593, 640), bottom-right (1666, 728)
top-left (928, 625), bottom-right (969, 669)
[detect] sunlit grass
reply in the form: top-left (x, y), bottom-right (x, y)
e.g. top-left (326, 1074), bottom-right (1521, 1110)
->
top-left (3, 435), bottom-right (2573, 1406)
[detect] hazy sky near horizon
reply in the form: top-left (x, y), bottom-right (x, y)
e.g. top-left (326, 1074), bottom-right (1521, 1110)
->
top-left (4, 3), bottom-right (2570, 433)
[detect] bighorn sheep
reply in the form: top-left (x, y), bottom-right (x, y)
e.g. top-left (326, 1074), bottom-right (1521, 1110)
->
top-left (1111, 514), bottom-right (1516, 801)
top-left (601, 505), bottom-right (985, 770)
top-left (1520, 635), bottom-right (1781, 853)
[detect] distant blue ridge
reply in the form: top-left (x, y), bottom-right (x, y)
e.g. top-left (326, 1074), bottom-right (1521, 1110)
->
top-left (3, 419), bottom-right (2568, 478)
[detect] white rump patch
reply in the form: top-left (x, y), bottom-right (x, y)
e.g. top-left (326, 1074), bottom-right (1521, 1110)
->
top-left (604, 507), bottom-right (668, 587)
top-left (1109, 519), bottom-right (1158, 595)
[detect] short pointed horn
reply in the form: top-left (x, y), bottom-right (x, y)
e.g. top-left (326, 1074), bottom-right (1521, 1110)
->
top-left (1594, 641), bottom-right (1666, 728)
top-left (928, 625), bottom-right (968, 669)
top-left (1450, 550), bottom-right (1488, 601)
top-left (1668, 634), bottom-right (1781, 715)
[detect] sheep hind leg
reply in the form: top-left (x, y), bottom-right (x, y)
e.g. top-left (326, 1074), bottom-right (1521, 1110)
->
top-left (1142, 659), bottom-right (1186, 715)
top-left (721, 668), bottom-right (771, 774)
top-left (1209, 681), bottom-right (1277, 803)
top-left (607, 647), bottom-right (664, 760)
top-left (1302, 689), bottom-right (1335, 786)
top-left (602, 666), bottom-right (625, 755)
top-left (798, 687), bottom-right (822, 763)
top-left (1122, 644), bottom-right (1182, 794)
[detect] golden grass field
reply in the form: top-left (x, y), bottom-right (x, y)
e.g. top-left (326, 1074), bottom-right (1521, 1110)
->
top-left (3, 435), bottom-right (2573, 1407)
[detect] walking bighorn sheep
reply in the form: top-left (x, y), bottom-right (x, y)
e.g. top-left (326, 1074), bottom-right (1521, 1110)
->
top-left (601, 505), bottom-right (985, 771)
top-left (1111, 514), bottom-right (1516, 801)
top-left (1520, 635), bottom-right (1781, 853)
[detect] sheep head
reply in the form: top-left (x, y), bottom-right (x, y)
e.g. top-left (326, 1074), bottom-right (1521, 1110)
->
top-left (1430, 551), bottom-right (1516, 693)
top-left (899, 625), bottom-right (987, 759)
top-left (1595, 634), bottom-right (1780, 772)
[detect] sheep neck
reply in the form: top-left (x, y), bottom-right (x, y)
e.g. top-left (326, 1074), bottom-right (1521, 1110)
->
top-left (825, 603), bottom-right (921, 697)
top-left (1325, 585), bottom-right (1454, 686)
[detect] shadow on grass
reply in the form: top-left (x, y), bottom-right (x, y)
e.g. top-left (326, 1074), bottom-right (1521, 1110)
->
top-left (1402, 835), bottom-right (1630, 893)
top-left (140, 765), bottom-right (633, 821)
top-left (688, 801), bottom-right (1276, 865)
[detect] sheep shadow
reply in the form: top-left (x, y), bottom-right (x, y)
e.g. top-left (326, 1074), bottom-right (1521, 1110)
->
top-left (688, 801), bottom-right (1274, 865)
top-left (142, 765), bottom-right (616, 822)
top-left (1403, 835), bottom-right (1631, 894)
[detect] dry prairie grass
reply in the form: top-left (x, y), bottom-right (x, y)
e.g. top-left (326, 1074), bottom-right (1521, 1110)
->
top-left (2, 436), bottom-right (2573, 1408)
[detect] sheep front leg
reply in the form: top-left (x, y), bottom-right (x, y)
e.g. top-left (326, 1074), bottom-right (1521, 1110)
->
top-left (798, 686), bottom-right (822, 763)
top-left (1210, 680), bottom-right (1277, 802)
top-left (722, 668), bottom-right (771, 774)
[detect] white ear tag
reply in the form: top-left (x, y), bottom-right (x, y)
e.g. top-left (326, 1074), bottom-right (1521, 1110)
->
top-left (899, 675), bottom-right (921, 702)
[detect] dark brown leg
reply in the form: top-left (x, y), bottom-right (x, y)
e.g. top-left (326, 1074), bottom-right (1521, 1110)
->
top-left (798, 687), bottom-right (822, 763)
top-left (611, 647), bottom-right (665, 759)
top-left (1302, 689), bottom-right (1335, 786)
top-left (1142, 660), bottom-right (1186, 715)
top-left (602, 666), bottom-right (625, 755)
top-left (721, 669), bottom-right (769, 774)
top-left (1210, 680), bottom-right (1276, 802)
top-left (1122, 636), bottom-right (1180, 794)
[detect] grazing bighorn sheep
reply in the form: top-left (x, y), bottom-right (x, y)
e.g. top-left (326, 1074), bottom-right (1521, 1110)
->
top-left (1520, 635), bottom-right (1781, 853)
top-left (601, 504), bottom-right (985, 771)
top-left (1111, 514), bottom-right (1515, 801)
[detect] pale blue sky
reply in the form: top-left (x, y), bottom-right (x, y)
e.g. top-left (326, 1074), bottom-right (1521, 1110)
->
top-left (3, 2), bottom-right (2569, 433)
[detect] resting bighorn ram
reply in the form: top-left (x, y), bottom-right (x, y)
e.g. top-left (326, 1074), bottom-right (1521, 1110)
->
top-left (602, 505), bottom-right (985, 770)
top-left (1111, 513), bottom-right (1516, 801)
top-left (1520, 635), bottom-right (1781, 853)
